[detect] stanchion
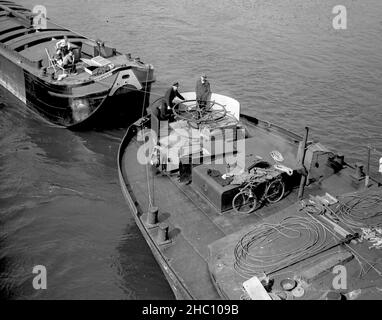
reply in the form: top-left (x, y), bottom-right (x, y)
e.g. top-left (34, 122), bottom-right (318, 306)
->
top-left (298, 127), bottom-right (309, 199)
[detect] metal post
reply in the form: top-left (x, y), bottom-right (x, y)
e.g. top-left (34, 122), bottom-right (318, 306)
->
top-left (298, 127), bottom-right (309, 199)
top-left (365, 145), bottom-right (371, 187)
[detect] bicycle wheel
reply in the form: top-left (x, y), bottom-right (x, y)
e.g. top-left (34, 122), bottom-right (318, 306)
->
top-left (265, 179), bottom-right (285, 203)
top-left (232, 190), bottom-right (258, 214)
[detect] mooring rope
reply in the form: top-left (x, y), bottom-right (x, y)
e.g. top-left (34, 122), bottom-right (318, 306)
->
top-left (45, 17), bottom-right (97, 42)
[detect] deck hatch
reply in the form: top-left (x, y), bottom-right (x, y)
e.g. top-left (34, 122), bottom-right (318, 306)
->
top-left (0, 19), bottom-right (22, 33)
top-left (5, 30), bottom-right (75, 46)
top-left (0, 27), bottom-right (27, 42)
top-left (0, 28), bottom-right (70, 44)
top-left (0, 24), bottom-right (22, 36)
top-left (14, 34), bottom-right (86, 52)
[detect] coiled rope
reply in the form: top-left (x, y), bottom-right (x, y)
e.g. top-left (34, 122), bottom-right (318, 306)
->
top-left (334, 190), bottom-right (382, 229)
top-left (234, 216), bottom-right (329, 278)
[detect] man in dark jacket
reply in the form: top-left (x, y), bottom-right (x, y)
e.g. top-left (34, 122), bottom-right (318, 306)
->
top-left (161, 82), bottom-right (185, 120)
top-left (195, 74), bottom-right (211, 108)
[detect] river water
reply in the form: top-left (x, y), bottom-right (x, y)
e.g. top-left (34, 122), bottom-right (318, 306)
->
top-left (1, 0), bottom-right (381, 299)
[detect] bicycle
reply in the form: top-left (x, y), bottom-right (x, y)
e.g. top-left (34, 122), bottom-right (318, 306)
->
top-left (232, 174), bottom-right (285, 214)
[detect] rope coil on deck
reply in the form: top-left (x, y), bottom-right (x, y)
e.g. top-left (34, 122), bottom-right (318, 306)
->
top-left (333, 190), bottom-right (382, 229)
top-left (233, 216), bottom-right (329, 279)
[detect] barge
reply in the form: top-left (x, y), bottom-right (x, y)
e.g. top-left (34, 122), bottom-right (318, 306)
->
top-left (0, 1), bottom-right (154, 129)
top-left (118, 92), bottom-right (382, 300)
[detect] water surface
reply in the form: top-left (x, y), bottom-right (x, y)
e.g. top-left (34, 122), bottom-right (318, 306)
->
top-left (1, 0), bottom-right (381, 299)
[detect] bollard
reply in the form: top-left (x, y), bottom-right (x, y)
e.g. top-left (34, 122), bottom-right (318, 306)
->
top-left (157, 222), bottom-right (171, 245)
top-left (146, 206), bottom-right (159, 229)
top-left (298, 127), bottom-right (309, 199)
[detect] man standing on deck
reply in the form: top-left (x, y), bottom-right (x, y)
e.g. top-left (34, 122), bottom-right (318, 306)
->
top-left (161, 82), bottom-right (185, 120)
top-left (195, 74), bottom-right (211, 109)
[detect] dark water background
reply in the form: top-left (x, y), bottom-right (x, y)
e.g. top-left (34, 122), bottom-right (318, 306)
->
top-left (1, 0), bottom-right (381, 299)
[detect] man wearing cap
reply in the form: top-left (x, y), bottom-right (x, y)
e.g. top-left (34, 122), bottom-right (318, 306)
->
top-left (160, 82), bottom-right (185, 120)
top-left (195, 74), bottom-right (211, 109)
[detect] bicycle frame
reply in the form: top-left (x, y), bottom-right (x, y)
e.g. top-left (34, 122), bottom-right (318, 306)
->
top-left (232, 174), bottom-right (285, 214)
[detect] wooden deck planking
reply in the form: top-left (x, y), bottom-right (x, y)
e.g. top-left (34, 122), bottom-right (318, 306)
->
top-left (0, 27), bottom-right (27, 42)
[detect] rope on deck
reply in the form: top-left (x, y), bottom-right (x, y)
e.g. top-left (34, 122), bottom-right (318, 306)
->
top-left (233, 216), bottom-right (330, 279)
top-left (334, 190), bottom-right (382, 229)
top-left (303, 209), bottom-right (382, 277)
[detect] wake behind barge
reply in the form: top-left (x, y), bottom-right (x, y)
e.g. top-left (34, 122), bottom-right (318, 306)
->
top-left (0, 1), bottom-right (154, 129)
top-left (118, 92), bottom-right (382, 300)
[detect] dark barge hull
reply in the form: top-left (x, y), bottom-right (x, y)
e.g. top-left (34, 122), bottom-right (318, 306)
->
top-left (0, 1), bottom-right (154, 129)
top-left (22, 67), bottom-right (154, 130)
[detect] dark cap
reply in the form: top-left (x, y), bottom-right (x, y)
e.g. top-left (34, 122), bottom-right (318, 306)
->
top-left (172, 82), bottom-right (179, 86)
